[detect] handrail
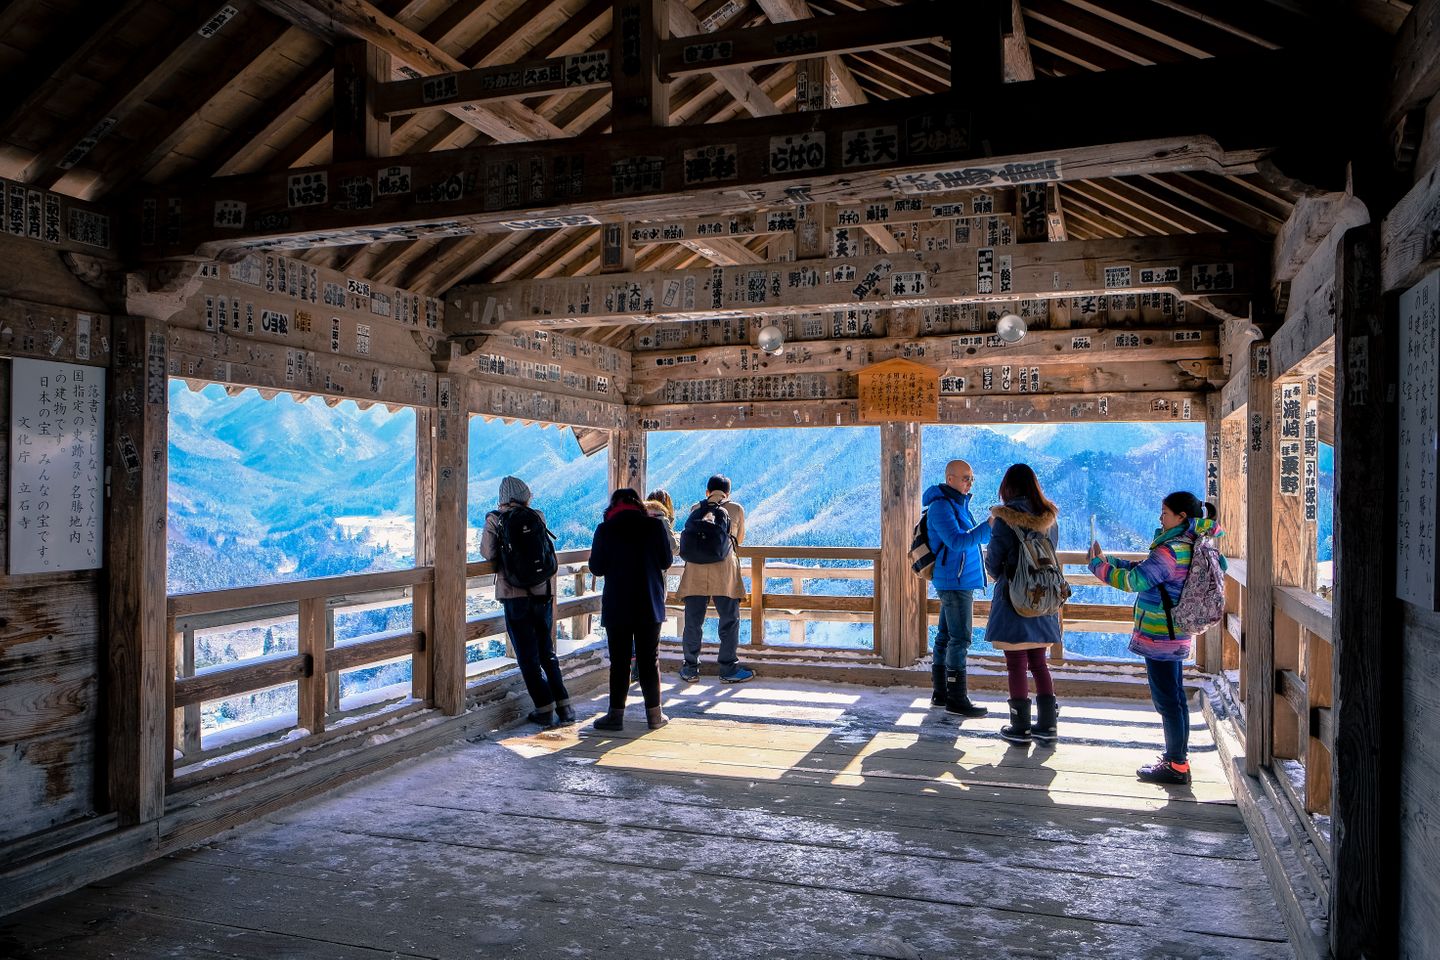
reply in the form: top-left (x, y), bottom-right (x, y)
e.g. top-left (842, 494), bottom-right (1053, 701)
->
top-left (168, 566), bottom-right (434, 617)
top-left (1274, 584), bottom-right (1332, 643)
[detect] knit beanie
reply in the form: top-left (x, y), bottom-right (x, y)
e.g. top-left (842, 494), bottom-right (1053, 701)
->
top-left (498, 475), bottom-right (531, 505)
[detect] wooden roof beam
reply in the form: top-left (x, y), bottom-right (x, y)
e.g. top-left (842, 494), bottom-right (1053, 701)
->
top-left (669, 0), bottom-right (783, 118)
top-left (659, 2), bottom-right (943, 80)
top-left (20, 3), bottom-right (261, 188)
top-left (753, 0), bottom-right (869, 107)
top-left (149, 48), bottom-right (1353, 257)
top-left (450, 232), bottom-right (1262, 330)
top-left (258, 0), bottom-right (564, 142)
top-left (1387, 0), bottom-right (1440, 146)
top-left (1002, 0), bottom-right (1034, 82)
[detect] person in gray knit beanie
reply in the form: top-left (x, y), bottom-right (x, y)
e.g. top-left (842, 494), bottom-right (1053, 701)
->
top-left (480, 474), bottom-right (571, 727)
top-left (498, 475), bottom-right (531, 506)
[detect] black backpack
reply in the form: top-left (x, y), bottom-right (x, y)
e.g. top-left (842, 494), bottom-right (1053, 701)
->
top-left (496, 506), bottom-right (558, 589)
top-left (679, 501), bottom-right (733, 564)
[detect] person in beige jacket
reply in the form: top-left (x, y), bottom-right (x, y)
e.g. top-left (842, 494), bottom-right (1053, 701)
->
top-left (676, 475), bottom-right (754, 683)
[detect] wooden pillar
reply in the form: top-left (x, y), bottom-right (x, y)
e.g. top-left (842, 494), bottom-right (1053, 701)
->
top-left (1219, 414), bottom-right (1247, 558)
top-left (105, 316), bottom-right (169, 824)
top-left (1244, 340), bottom-right (1275, 776)
top-left (1330, 224), bottom-right (1398, 958)
top-left (795, 58), bottom-right (827, 112)
top-left (950, 0), bottom-right (1005, 92)
top-left (431, 378), bottom-right (468, 715)
top-left (332, 40), bottom-right (390, 163)
top-left (608, 412), bottom-right (646, 494)
top-left (1197, 394), bottom-right (1223, 673)
top-left (297, 597), bottom-right (327, 733)
top-left (876, 421), bottom-right (925, 667)
top-left (411, 408), bottom-right (435, 702)
top-left (611, 0), bottom-right (668, 131)
top-left (601, 222), bottom-right (634, 273)
top-left (1271, 371), bottom-right (1313, 761)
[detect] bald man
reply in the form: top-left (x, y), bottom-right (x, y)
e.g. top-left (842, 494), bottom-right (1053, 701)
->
top-left (922, 459), bottom-right (993, 717)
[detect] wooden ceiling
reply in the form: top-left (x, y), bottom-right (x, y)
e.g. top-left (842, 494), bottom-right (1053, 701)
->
top-left (0, 0), bottom-right (1412, 306)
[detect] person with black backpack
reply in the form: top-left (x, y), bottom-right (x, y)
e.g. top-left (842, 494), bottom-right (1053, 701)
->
top-left (479, 476), bottom-right (571, 727)
top-left (676, 474), bottom-right (753, 683)
top-left (985, 464), bottom-right (1064, 746)
top-left (921, 459), bottom-right (994, 717)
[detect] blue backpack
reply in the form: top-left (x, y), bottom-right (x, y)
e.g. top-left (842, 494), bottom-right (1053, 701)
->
top-left (679, 501), bottom-right (733, 564)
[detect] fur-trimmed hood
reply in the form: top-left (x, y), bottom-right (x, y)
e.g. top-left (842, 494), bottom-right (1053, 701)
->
top-left (990, 503), bottom-right (1058, 532)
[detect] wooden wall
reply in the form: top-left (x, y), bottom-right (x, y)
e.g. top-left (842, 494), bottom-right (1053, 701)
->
top-left (1401, 603), bottom-right (1440, 957)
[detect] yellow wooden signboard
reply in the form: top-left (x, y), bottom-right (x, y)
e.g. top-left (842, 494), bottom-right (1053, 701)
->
top-left (857, 357), bottom-right (941, 422)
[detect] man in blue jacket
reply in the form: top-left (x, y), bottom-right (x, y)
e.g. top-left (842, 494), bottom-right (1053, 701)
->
top-left (923, 459), bottom-right (993, 717)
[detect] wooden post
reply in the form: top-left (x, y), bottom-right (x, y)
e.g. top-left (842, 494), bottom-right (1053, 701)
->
top-left (571, 570), bottom-right (589, 641)
top-left (412, 408), bottom-right (435, 702)
top-left (611, 0), bottom-right (668, 131)
top-left (1330, 224), bottom-right (1398, 958)
top-left (179, 626), bottom-right (201, 757)
top-left (1271, 371), bottom-right (1312, 761)
top-left (332, 40), bottom-right (390, 163)
top-left (431, 378), bottom-right (469, 715)
top-left (1244, 339), bottom-right (1275, 776)
top-left (297, 597), bottom-right (327, 733)
top-left (608, 413), bottom-right (647, 494)
top-left (876, 421), bottom-right (925, 667)
top-left (790, 576), bottom-right (806, 644)
top-left (1219, 413), bottom-right (1248, 558)
top-left (750, 556), bottom-right (766, 647)
top-left (324, 607), bottom-right (339, 712)
top-left (1198, 393), bottom-right (1223, 672)
top-left (105, 315), bottom-right (169, 824)
top-left (796, 58), bottom-right (827, 112)
top-left (601, 222), bottom-right (634, 273)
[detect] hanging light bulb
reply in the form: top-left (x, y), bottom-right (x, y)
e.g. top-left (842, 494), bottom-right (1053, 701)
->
top-left (995, 313), bottom-right (1027, 343)
top-left (757, 323), bottom-right (785, 356)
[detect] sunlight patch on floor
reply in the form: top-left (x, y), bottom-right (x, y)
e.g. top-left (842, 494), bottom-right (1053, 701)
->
top-left (700, 700), bottom-right (849, 723)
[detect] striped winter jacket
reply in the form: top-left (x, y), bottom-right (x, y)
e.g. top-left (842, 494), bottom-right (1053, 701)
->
top-left (1088, 518), bottom-right (1221, 661)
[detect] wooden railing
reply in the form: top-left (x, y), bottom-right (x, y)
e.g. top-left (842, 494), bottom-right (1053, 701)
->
top-left (1218, 560), bottom-right (1334, 817)
top-left (659, 546), bottom-right (1147, 659)
top-left (167, 567), bottom-right (434, 775)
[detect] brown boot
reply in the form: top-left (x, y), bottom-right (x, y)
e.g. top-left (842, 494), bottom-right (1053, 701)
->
top-left (646, 705), bottom-right (669, 729)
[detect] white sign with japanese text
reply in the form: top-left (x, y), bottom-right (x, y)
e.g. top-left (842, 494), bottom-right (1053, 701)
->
top-left (9, 359), bottom-right (105, 574)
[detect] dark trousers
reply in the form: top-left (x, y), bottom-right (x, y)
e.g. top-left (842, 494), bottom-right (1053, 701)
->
top-left (934, 589), bottom-right (975, 675)
top-left (1145, 656), bottom-right (1190, 762)
top-left (681, 595), bottom-right (740, 667)
top-left (607, 621), bottom-right (663, 710)
top-left (502, 596), bottom-right (569, 712)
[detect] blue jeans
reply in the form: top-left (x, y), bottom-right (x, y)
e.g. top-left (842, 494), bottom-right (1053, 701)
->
top-left (1145, 657), bottom-right (1189, 762)
top-left (682, 595), bottom-right (741, 670)
top-left (934, 589), bottom-right (975, 675)
top-left (502, 596), bottom-right (569, 712)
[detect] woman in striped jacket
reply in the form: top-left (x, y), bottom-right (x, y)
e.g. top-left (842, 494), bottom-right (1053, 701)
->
top-left (1088, 491), bottom-right (1220, 786)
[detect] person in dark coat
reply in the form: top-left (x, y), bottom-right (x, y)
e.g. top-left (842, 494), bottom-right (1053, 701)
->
top-left (588, 488), bottom-right (675, 731)
top-left (985, 464), bottom-right (1062, 745)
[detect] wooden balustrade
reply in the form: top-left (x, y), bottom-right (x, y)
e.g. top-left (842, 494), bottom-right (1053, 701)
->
top-left (166, 567), bottom-right (434, 775)
top-left (1218, 558), bottom-right (1335, 818)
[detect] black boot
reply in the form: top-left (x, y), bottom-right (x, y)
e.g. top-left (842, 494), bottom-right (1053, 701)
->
top-left (1032, 695), bottom-right (1058, 744)
top-left (930, 662), bottom-right (947, 706)
top-left (945, 670), bottom-right (987, 718)
top-left (1000, 698), bottom-right (1032, 744)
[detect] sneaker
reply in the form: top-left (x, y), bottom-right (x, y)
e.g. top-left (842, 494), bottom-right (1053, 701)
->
top-left (526, 708), bottom-right (555, 727)
top-left (555, 704), bottom-right (576, 725)
top-left (719, 665), bottom-right (755, 683)
top-left (1137, 756), bottom-right (1191, 785)
top-left (678, 663), bottom-right (700, 683)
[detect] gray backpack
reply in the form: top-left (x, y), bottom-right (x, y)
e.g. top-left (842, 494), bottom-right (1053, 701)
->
top-left (1165, 535), bottom-right (1226, 635)
top-left (1007, 524), bottom-right (1071, 617)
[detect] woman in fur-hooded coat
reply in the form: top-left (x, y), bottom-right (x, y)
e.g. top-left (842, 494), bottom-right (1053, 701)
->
top-left (985, 464), bottom-right (1062, 744)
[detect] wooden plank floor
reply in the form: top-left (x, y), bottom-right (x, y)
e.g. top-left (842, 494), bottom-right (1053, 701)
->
top-left (0, 677), bottom-right (1292, 959)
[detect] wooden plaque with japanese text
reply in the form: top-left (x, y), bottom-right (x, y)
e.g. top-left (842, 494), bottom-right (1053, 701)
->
top-left (857, 358), bottom-right (940, 423)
